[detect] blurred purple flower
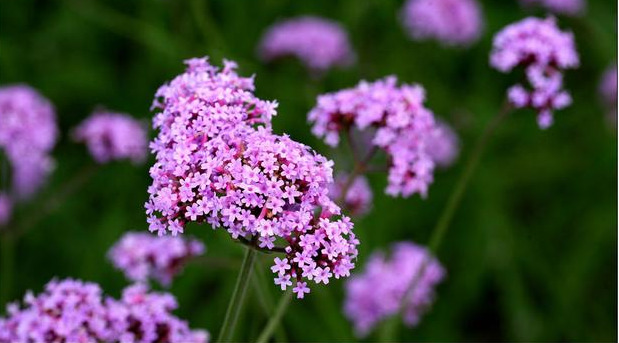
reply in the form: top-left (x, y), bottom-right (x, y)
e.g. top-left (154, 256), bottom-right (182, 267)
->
top-left (73, 110), bottom-right (148, 164)
top-left (258, 16), bottom-right (355, 72)
top-left (0, 193), bottom-right (11, 226)
top-left (426, 119), bottom-right (459, 168)
top-left (599, 65), bottom-right (617, 125)
top-left (490, 17), bottom-right (579, 129)
top-left (344, 242), bottom-right (445, 337)
top-left (400, 0), bottom-right (484, 46)
top-left (0, 279), bottom-right (208, 343)
top-left (0, 85), bottom-right (58, 199)
top-left (308, 76), bottom-right (439, 198)
top-left (108, 232), bottom-right (205, 286)
top-left (520, 0), bottom-right (585, 16)
top-left (329, 173), bottom-right (373, 217)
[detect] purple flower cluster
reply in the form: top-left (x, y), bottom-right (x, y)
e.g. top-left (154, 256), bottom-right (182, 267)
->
top-left (599, 65), bottom-right (617, 123)
top-left (258, 16), bottom-right (355, 72)
top-left (328, 173), bottom-right (373, 217)
top-left (0, 193), bottom-right (11, 226)
top-left (73, 110), bottom-right (148, 164)
top-left (521, 0), bottom-right (585, 16)
top-left (108, 232), bottom-right (205, 286)
top-left (426, 119), bottom-right (459, 168)
top-left (146, 57), bottom-right (359, 297)
top-left (490, 17), bottom-right (579, 129)
top-left (400, 0), bottom-right (484, 46)
top-left (343, 242), bottom-right (445, 337)
top-left (0, 85), bottom-right (58, 199)
top-left (308, 76), bottom-right (439, 198)
top-left (0, 279), bottom-right (208, 343)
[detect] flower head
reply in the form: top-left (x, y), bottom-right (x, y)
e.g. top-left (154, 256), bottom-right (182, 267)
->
top-left (0, 85), bottom-right (58, 199)
top-left (520, 0), bottom-right (585, 16)
top-left (344, 242), bottom-right (445, 337)
top-left (400, 0), bottom-right (484, 46)
top-left (308, 76), bottom-right (439, 198)
top-left (108, 232), bottom-right (205, 286)
top-left (73, 110), bottom-right (148, 164)
top-left (490, 17), bottom-right (579, 128)
top-left (259, 16), bottom-right (355, 72)
top-left (426, 119), bottom-right (459, 168)
top-left (329, 173), bottom-right (373, 217)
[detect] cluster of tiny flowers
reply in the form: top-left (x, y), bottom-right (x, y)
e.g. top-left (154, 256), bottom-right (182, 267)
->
top-left (147, 57), bottom-right (359, 297)
top-left (0, 193), bottom-right (11, 226)
top-left (520, 0), bottom-right (585, 16)
top-left (599, 65), bottom-right (617, 123)
top-left (0, 279), bottom-right (208, 343)
top-left (400, 0), bottom-right (483, 46)
top-left (308, 76), bottom-right (439, 198)
top-left (426, 119), bottom-right (460, 168)
top-left (328, 173), bottom-right (373, 217)
top-left (108, 232), bottom-right (205, 286)
top-left (490, 17), bottom-right (579, 129)
top-left (258, 16), bottom-right (355, 72)
top-left (0, 85), bottom-right (58, 199)
top-left (343, 242), bottom-right (445, 337)
top-left (73, 110), bottom-right (148, 164)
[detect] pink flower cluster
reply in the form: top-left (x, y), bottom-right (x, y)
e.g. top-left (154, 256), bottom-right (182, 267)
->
top-left (146, 57), bottom-right (359, 297)
top-left (0, 85), bottom-right (58, 199)
top-left (426, 119), bottom-right (459, 168)
top-left (108, 232), bottom-right (205, 286)
top-left (0, 193), bottom-right (11, 226)
top-left (73, 110), bottom-right (148, 164)
top-left (308, 76), bottom-right (439, 198)
top-left (599, 65), bottom-right (617, 123)
top-left (258, 16), bottom-right (355, 72)
top-left (521, 0), bottom-right (585, 16)
top-left (400, 0), bottom-right (484, 46)
top-left (328, 173), bottom-right (373, 217)
top-left (490, 17), bottom-right (579, 129)
top-left (0, 279), bottom-right (208, 343)
top-left (343, 242), bottom-right (445, 337)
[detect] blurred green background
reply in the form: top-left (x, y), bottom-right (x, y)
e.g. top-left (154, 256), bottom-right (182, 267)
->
top-left (0, 0), bottom-right (616, 341)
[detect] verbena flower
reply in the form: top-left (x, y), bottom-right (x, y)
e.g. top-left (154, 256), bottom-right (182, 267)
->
top-left (0, 279), bottom-right (208, 343)
top-left (258, 16), bottom-right (355, 73)
top-left (73, 110), bottom-right (148, 164)
top-left (343, 242), bottom-right (445, 337)
top-left (328, 173), bottom-right (373, 217)
top-left (0, 193), bottom-right (10, 226)
top-left (108, 232), bottom-right (205, 286)
top-left (426, 119), bottom-right (459, 168)
top-left (520, 0), bottom-right (585, 16)
top-left (599, 65), bottom-right (617, 124)
top-left (490, 17), bottom-right (579, 128)
top-left (0, 85), bottom-right (58, 199)
top-left (308, 76), bottom-right (439, 198)
top-left (400, 0), bottom-right (484, 46)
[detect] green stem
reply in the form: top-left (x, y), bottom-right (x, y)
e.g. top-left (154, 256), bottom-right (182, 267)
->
top-left (217, 245), bottom-right (257, 343)
top-left (0, 234), bottom-right (14, 309)
top-left (256, 290), bottom-right (293, 343)
top-left (252, 260), bottom-right (288, 342)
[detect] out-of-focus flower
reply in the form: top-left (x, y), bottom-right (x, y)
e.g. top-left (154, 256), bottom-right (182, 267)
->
top-left (599, 65), bottom-right (617, 125)
top-left (0, 85), bottom-right (58, 199)
top-left (0, 279), bottom-right (208, 343)
top-left (490, 17), bottom-right (579, 129)
top-left (308, 76), bottom-right (439, 198)
top-left (0, 193), bottom-right (11, 226)
top-left (108, 232), bottom-right (205, 286)
top-left (400, 0), bottom-right (484, 46)
top-left (426, 119), bottom-right (459, 168)
top-left (520, 0), bottom-right (585, 16)
top-left (258, 16), bottom-right (355, 72)
top-left (73, 110), bottom-right (148, 164)
top-left (343, 242), bottom-right (445, 337)
top-left (329, 173), bottom-right (373, 217)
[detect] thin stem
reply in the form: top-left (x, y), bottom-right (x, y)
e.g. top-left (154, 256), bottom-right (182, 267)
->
top-left (217, 245), bottom-right (258, 343)
top-left (252, 259), bottom-right (288, 342)
top-left (256, 290), bottom-right (293, 343)
top-left (236, 236), bottom-right (286, 254)
top-left (337, 145), bottom-right (379, 206)
top-left (0, 234), bottom-right (15, 308)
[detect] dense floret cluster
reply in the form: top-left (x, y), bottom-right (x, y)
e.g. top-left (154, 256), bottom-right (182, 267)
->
top-left (343, 242), bottom-right (445, 337)
top-left (73, 110), bottom-right (148, 164)
top-left (0, 279), bottom-right (208, 343)
top-left (328, 173), bottom-right (373, 217)
top-left (400, 0), bottom-right (483, 46)
top-left (0, 85), bottom-right (58, 199)
top-left (490, 17), bottom-right (579, 128)
top-left (108, 232), bottom-right (205, 286)
top-left (308, 76), bottom-right (439, 198)
top-left (258, 16), bottom-right (355, 72)
top-left (426, 119), bottom-right (459, 168)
